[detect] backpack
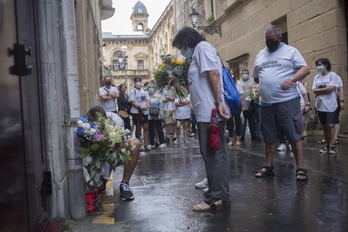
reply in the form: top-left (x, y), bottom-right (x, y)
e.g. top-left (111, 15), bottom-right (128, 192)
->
top-left (221, 66), bottom-right (241, 114)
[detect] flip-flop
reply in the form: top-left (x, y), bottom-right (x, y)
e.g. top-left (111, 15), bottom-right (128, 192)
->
top-left (192, 200), bottom-right (222, 211)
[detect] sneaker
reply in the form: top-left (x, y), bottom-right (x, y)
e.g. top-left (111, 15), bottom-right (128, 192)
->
top-left (277, 143), bottom-right (286, 151)
top-left (119, 182), bottom-right (134, 201)
top-left (202, 187), bottom-right (209, 193)
top-left (159, 143), bottom-right (166, 148)
top-left (145, 145), bottom-right (151, 151)
top-left (172, 137), bottom-right (177, 142)
top-left (195, 177), bottom-right (208, 189)
top-left (173, 139), bottom-right (179, 144)
top-left (190, 133), bottom-right (195, 137)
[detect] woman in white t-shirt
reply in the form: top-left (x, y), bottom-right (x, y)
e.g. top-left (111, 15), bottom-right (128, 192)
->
top-left (312, 58), bottom-right (341, 154)
top-left (129, 77), bottom-right (150, 151)
top-left (174, 94), bottom-right (191, 144)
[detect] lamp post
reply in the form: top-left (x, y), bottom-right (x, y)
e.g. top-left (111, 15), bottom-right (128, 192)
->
top-left (118, 46), bottom-right (128, 84)
top-left (189, 8), bottom-right (221, 36)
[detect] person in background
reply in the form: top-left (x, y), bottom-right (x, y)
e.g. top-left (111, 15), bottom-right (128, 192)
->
top-left (253, 25), bottom-right (310, 181)
top-left (117, 84), bottom-right (131, 131)
top-left (172, 26), bottom-right (230, 211)
top-left (129, 77), bottom-right (151, 151)
top-left (240, 69), bottom-right (257, 141)
top-left (148, 82), bottom-right (166, 148)
top-left (312, 58), bottom-right (342, 154)
top-left (88, 106), bottom-right (140, 201)
top-left (162, 87), bottom-right (177, 143)
top-left (174, 94), bottom-right (191, 144)
top-left (99, 76), bottom-right (119, 114)
top-left (226, 68), bottom-right (244, 146)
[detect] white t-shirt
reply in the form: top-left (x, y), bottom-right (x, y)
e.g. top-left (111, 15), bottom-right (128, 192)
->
top-left (241, 78), bottom-right (255, 110)
top-left (99, 86), bottom-right (118, 112)
top-left (129, 88), bottom-right (150, 115)
top-left (297, 82), bottom-right (307, 105)
top-left (175, 94), bottom-right (191, 120)
top-left (252, 44), bottom-right (308, 104)
top-left (162, 88), bottom-right (176, 111)
top-left (106, 112), bottom-right (124, 129)
top-left (236, 81), bottom-right (243, 95)
top-left (312, 72), bottom-right (340, 112)
top-left (188, 41), bottom-right (230, 122)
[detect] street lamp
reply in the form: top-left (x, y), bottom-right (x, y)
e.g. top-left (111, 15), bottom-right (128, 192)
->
top-left (189, 8), bottom-right (221, 36)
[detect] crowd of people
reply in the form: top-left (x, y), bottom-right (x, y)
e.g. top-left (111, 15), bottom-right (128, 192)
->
top-left (95, 25), bottom-right (344, 211)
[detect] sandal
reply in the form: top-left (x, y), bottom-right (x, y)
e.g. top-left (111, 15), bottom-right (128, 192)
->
top-left (333, 139), bottom-right (339, 145)
top-left (192, 200), bottom-right (223, 211)
top-left (255, 166), bottom-right (275, 178)
top-left (329, 146), bottom-right (336, 154)
top-left (296, 168), bottom-right (308, 181)
top-left (318, 138), bottom-right (325, 144)
top-left (319, 146), bottom-right (328, 153)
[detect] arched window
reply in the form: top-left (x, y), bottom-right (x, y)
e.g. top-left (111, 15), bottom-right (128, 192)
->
top-left (112, 50), bottom-right (126, 70)
top-left (137, 23), bottom-right (143, 31)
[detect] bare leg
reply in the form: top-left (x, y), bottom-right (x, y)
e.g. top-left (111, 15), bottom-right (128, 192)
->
top-left (165, 124), bottom-right (171, 139)
top-left (122, 138), bottom-right (140, 183)
top-left (142, 123), bottom-right (149, 147)
top-left (255, 141), bottom-right (277, 176)
top-left (289, 139), bottom-right (306, 180)
top-left (334, 123), bottom-right (340, 140)
top-left (176, 120), bottom-right (182, 141)
top-left (183, 120), bottom-right (189, 142)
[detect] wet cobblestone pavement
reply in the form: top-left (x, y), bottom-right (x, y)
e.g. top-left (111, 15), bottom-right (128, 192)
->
top-left (72, 133), bottom-right (348, 232)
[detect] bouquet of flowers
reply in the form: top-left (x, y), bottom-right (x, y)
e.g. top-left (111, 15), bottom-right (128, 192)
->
top-left (76, 114), bottom-right (131, 187)
top-left (154, 54), bottom-right (191, 99)
top-left (245, 84), bottom-right (260, 101)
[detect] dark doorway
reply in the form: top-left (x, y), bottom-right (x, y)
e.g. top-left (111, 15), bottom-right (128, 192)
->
top-left (0, 0), bottom-right (49, 231)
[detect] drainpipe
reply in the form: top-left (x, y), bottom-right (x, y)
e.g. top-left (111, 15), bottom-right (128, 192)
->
top-left (61, 0), bottom-right (86, 220)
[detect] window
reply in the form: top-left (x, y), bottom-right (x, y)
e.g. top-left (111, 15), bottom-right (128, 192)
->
top-left (138, 60), bottom-right (144, 70)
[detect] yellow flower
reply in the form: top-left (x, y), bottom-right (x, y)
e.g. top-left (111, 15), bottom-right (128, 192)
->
top-left (172, 60), bottom-right (184, 65)
top-left (158, 63), bottom-right (166, 71)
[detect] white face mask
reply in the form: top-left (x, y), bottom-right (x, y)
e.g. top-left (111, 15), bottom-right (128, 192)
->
top-left (135, 82), bottom-right (142, 88)
top-left (242, 74), bottom-right (249, 80)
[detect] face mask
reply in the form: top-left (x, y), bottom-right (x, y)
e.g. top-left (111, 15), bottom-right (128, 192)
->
top-left (266, 39), bottom-right (280, 52)
top-left (317, 66), bottom-right (325, 73)
top-left (148, 88), bottom-right (155, 94)
top-left (105, 81), bottom-right (112, 86)
top-left (180, 47), bottom-right (192, 58)
top-left (242, 74), bottom-right (249, 80)
top-left (120, 89), bottom-right (126, 93)
top-left (231, 75), bottom-right (234, 79)
top-left (135, 82), bottom-right (142, 88)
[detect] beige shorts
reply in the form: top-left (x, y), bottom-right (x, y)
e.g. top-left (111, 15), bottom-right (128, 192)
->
top-left (163, 110), bottom-right (176, 124)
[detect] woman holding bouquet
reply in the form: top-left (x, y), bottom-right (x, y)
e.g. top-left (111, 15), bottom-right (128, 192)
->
top-left (172, 27), bottom-right (231, 211)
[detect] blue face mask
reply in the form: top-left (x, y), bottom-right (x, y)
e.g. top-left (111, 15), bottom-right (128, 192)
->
top-left (317, 66), bottom-right (325, 73)
top-left (148, 88), bottom-right (155, 94)
top-left (180, 47), bottom-right (192, 58)
top-left (242, 74), bottom-right (249, 80)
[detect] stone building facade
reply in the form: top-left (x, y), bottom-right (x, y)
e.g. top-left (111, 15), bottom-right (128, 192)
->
top-left (174, 0), bottom-right (347, 131)
top-left (102, 1), bottom-right (175, 90)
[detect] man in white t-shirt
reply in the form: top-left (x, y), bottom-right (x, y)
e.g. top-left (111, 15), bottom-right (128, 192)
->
top-left (99, 76), bottom-right (119, 113)
top-left (252, 25), bottom-right (310, 181)
top-left (162, 88), bottom-right (177, 143)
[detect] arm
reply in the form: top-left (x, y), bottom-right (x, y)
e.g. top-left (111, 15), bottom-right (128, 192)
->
top-left (108, 91), bottom-right (119, 99)
top-left (163, 96), bottom-right (175, 103)
top-left (141, 100), bottom-right (150, 111)
top-left (313, 86), bottom-right (335, 96)
top-left (281, 66), bottom-right (310, 90)
top-left (207, 69), bottom-right (228, 119)
top-left (339, 86), bottom-right (344, 110)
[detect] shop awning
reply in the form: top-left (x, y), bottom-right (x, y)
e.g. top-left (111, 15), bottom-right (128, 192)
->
top-left (225, 53), bottom-right (249, 62)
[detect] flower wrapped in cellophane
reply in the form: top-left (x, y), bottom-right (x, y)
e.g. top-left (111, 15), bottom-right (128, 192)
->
top-left (154, 54), bottom-right (190, 99)
top-left (245, 84), bottom-right (260, 101)
top-left (76, 114), bottom-right (131, 187)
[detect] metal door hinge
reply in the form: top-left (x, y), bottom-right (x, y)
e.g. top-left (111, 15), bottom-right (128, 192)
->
top-left (8, 43), bottom-right (32, 76)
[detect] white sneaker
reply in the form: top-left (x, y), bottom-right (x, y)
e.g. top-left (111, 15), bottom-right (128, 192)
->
top-left (277, 143), bottom-right (286, 151)
top-left (195, 177), bottom-right (208, 189)
top-left (203, 187), bottom-right (209, 193)
top-left (190, 133), bottom-right (195, 137)
top-left (158, 143), bottom-right (166, 148)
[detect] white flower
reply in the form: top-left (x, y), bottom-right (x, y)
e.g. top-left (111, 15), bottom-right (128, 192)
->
top-left (87, 128), bottom-right (96, 135)
top-left (82, 123), bottom-right (91, 130)
top-left (77, 120), bottom-right (83, 127)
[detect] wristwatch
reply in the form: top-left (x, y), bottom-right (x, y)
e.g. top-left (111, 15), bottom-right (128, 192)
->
top-left (289, 77), bottom-right (296, 82)
top-left (214, 99), bottom-right (222, 104)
